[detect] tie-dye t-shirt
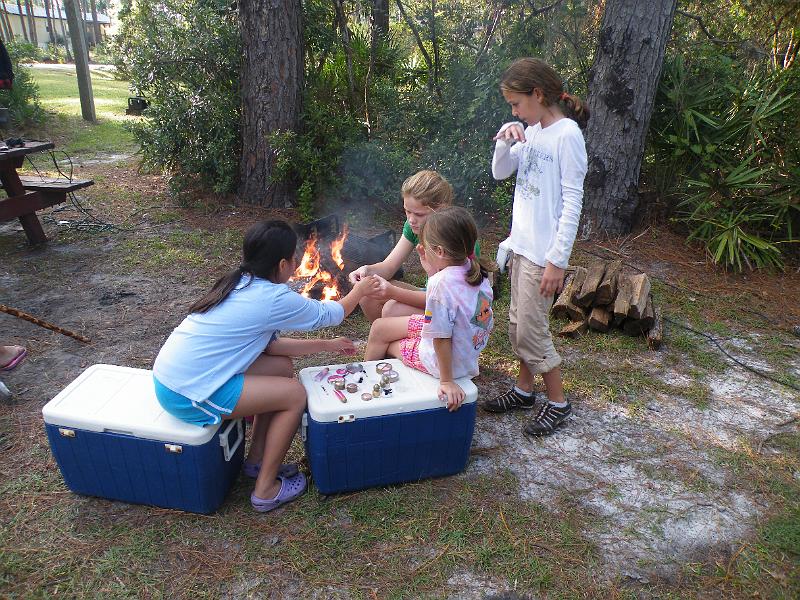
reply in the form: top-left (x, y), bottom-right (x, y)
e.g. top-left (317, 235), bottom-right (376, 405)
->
top-left (418, 261), bottom-right (494, 379)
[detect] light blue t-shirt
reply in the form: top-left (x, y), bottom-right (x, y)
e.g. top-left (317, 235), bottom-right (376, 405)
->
top-left (153, 275), bottom-right (344, 401)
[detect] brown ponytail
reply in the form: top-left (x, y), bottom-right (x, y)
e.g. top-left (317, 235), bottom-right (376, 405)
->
top-left (501, 58), bottom-right (591, 129)
top-left (559, 92), bottom-right (590, 130)
top-left (420, 206), bottom-right (497, 287)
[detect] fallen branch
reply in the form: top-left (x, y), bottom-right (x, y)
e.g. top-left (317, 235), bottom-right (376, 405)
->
top-left (0, 304), bottom-right (90, 343)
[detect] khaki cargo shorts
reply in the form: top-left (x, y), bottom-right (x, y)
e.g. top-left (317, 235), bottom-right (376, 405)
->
top-left (508, 252), bottom-right (562, 375)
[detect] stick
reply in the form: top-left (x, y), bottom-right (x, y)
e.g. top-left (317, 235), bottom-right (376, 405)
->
top-left (0, 304), bottom-right (90, 343)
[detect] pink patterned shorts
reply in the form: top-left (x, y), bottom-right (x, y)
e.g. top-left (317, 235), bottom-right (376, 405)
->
top-left (399, 314), bottom-right (429, 374)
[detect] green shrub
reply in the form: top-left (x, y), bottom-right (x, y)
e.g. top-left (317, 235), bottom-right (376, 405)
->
top-left (114, 0), bottom-right (241, 194)
top-left (45, 43), bottom-right (66, 64)
top-left (6, 40), bottom-right (44, 63)
top-left (90, 41), bottom-right (115, 65)
top-left (0, 44), bottom-right (45, 126)
top-left (647, 53), bottom-right (799, 271)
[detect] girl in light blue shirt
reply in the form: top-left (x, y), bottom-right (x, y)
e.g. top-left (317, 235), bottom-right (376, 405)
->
top-left (153, 220), bottom-right (379, 513)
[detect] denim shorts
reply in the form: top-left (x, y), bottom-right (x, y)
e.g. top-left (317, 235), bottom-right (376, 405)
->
top-left (153, 374), bottom-right (244, 426)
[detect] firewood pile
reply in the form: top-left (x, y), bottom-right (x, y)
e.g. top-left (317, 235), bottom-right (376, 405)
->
top-left (551, 260), bottom-right (663, 348)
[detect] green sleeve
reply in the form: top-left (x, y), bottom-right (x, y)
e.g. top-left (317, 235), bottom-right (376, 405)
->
top-left (474, 239), bottom-right (481, 257)
top-left (402, 220), bottom-right (419, 245)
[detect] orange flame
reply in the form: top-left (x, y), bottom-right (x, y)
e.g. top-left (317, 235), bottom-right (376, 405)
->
top-left (294, 234), bottom-right (321, 278)
top-left (330, 223), bottom-right (348, 270)
top-left (290, 225), bottom-right (348, 300)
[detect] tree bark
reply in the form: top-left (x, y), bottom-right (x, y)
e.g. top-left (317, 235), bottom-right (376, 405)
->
top-left (56, 0), bottom-right (73, 61)
top-left (333, 0), bottom-right (356, 109)
top-left (43, 0), bottom-right (56, 44)
top-left (89, 0), bottom-right (100, 45)
top-left (370, 0), bottom-right (389, 51)
top-left (63, 0), bottom-right (95, 121)
top-left (25, 0), bottom-right (36, 44)
top-left (15, 0), bottom-right (28, 41)
top-left (238, 0), bottom-right (303, 206)
top-left (0, 1), bottom-right (14, 40)
top-left (582, 0), bottom-right (677, 236)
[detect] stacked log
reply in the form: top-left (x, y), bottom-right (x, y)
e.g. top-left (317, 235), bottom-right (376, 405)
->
top-left (553, 260), bottom-right (662, 348)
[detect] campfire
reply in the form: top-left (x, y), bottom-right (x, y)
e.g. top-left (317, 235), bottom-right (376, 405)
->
top-left (289, 215), bottom-right (402, 301)
top-left (291, 224), bottom-right (350, 300)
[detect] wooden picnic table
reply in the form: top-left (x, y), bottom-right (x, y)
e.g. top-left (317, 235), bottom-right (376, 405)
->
top-left (0, 141), bottom-right (93, 245)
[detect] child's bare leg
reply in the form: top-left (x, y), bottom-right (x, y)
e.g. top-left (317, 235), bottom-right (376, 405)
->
top-left (386, 340), bottom-right (403, 359)
top-left (381, 300), bottom-right (423, 318)
top-left (242, 354), bottom-right (293, 463)
top-left (359, 295), bottom-right (386, 322)
top-left (516, 359), bottom-right (535, 394)
top-left (540, 366), bottom-right (565, 403)
top-left (230, 372), bottom-right (306, 500)
top-left (365, 316), bottom-right (411, 360)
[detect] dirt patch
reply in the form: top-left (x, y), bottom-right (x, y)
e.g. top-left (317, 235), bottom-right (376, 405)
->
top-left (1, 165), bottom-right (798, 596)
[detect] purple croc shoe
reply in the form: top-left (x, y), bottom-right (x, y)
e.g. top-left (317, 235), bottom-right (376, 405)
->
top-left (250, 472), bottom-right (307, 513)
top-left (242, 461), bottom-right (300, 479)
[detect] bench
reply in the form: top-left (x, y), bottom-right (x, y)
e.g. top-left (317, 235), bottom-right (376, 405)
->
top-left (17, 176), bottom-right (94, 197)
top-left (0, 172), bottom-right (95, 244)
top-left (1, 176), bottom-right (93, 209)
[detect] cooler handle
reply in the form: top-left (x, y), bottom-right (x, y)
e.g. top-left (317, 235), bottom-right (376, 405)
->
top-left (219, 418), bottom-right (244, 462)
top-left (301, 413), bottom-right (308, 442)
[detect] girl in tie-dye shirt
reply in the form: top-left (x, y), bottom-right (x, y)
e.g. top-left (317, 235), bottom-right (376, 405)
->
top-left (365, 207), bottom-right (495, 411)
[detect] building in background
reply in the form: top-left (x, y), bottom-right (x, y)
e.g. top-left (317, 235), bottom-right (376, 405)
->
top-left (0, 2), bottom-right (111, 49)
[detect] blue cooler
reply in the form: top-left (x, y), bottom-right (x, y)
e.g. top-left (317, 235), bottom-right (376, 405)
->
top-left (42, 364), bottom-right (245, 514)
top-left (299, 359), bottom-right (477, 495)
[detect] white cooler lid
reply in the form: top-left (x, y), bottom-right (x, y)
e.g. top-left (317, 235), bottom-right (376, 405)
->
top-left (42, 364), bottom-right (217, 445)
top-left (299, 358), bottom-right (477, 423)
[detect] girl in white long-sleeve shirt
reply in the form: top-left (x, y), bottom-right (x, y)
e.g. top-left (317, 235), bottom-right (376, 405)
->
top-left (483, 57), bottom-right (589, 438)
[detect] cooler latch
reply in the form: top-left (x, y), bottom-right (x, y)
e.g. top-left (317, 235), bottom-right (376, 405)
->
top-left (219, 418), bottom-right (244, 462)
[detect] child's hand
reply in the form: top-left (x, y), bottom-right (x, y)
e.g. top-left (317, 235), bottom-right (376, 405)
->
top-left (353, 274), bottom-right (381, 297)
top-left (326, 337), bottom-right (357, 355)
top-left (493, 123), bottom-right (525, 143)
top-left (348, 265), bottom-right (370, 284)
top-left (438, 381), bottom-right (465, 412)
top-left (368, 275), bottom-right (393, 300)
top-left (540, 262), bottom-right (565, 297)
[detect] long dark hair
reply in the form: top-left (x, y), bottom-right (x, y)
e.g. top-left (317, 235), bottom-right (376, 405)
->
top-left (420, 206), bottom-right (496, 286)
top-left (188, 220), bottom-right (298, 314)
top-left (500, 57), bottom-right (590, 129)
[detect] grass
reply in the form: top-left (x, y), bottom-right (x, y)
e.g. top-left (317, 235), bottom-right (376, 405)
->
top-left (3, 66), bottom-right (800, 599)
top-left (24, 65), bottom-right (137, 157)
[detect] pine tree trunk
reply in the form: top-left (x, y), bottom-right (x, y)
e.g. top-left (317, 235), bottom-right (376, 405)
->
top-left (15, 0), bottom-right (28, 41)
top-left (89, 0), bottom-right (99, 45)
top-left (371, 0), bottom-right (389, 51)
top-left (0, 1), bottom-right (13, 40)
top-left (43, 0), bottom-right (56, 44)
top-left (582, 0), bottom-right (677, 236)
top-left (25, 0), bottom-right (36, 44)
top-left (238, 0), bottom-right (303, 206)
top-left (56, 0), bottom-right (72, 60)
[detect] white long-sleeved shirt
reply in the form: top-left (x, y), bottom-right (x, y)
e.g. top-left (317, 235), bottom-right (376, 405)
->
top-left (492, 118), bottom-right (587, 269)
top-left (153, 275), bottom-right (344, 401)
